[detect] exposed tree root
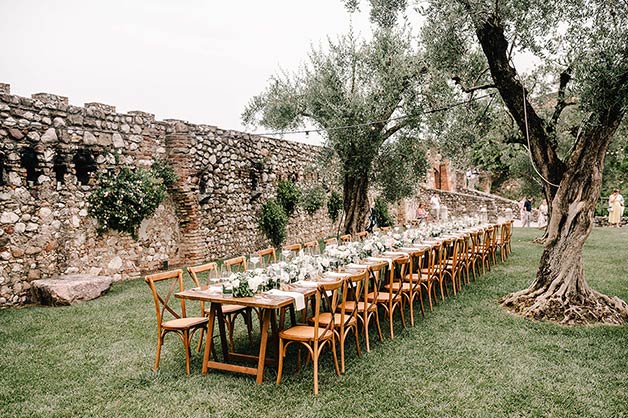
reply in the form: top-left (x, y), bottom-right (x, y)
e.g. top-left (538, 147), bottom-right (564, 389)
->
top-left (499, 286), bottom-right (628, 325)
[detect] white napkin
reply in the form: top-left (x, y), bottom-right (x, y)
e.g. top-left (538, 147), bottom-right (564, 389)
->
top-left (346, 263), bottom-right (369, 270)
top-left (384, 251), bottom-right (409, 256)
top-left (294, 280), bottom-right (319, 288)
top-left (324, 272), bottom-right (350, 278)
top-left (267, 289), bottom-right (306, 310)
top-left (366, 256), bottom-right (393, 268)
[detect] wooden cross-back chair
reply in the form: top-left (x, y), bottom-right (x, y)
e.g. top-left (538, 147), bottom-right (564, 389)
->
top-left (282, 243), bottom-right (302, 255)
top-left (318, 270), bottom-right (365, 373)
top-left (276, 280), bottom-right (343, 395)
top-left (257, 247), bottom-right (277, 267)
top-left (370, 255), bottom-right (408, 339)
top-left (341, 261), bottom-right (385, 352)
top-left (145, 269), bottom-right (209, 374)
top-left (323, 237), bottom-right (338, 247)
top-left (380, 226), bottom-right (392, 232)
top-left (442, 237), bottom-right (466, 297)
top-left (475, 227), bottom-right (493, 274)
top-left (187, 262), bottom-right (253, 353)
top-left (339, 234), bottom-right (352, 244)
top-left (401, 247), bottom-right (428, 325)
top-left (303, 240), bottom-right (320, 255)
top-left (495, 221), bottom-right (511, 262)
top-left (224, 255), bottom-right (247, 272)
top-left (355, 231), bottom-right (368, 241)
top-left (414, 244), bottom-right (440, 311)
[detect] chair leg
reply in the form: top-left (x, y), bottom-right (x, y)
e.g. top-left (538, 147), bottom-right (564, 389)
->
top-left (339, 330), bottom-right (345, 374)
top-left (399, 302), bottom-right (406, 329)
top-left (331, 338), bottom-right (340, 376)
top-left (276, 339), bottom-right (285, 385)
top-left (154, 333), bottom-right (163, 371)
top-left (375, 309), bottom-right (384, 342)
top-left (313, 343), bottom-right (320, 395)
top-left (363, 310), bottom-right (371, 352)
top-left (354, 326), bottom-right (361, 358)
top-left (183, 330), bottom-right (191, 375)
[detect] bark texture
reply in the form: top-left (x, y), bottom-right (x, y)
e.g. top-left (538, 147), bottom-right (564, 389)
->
top-left (342, 172), bottom-right (370, 234)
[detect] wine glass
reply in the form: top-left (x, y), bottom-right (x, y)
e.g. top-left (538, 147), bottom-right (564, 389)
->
top-left (249, 252), bottom-right (260, 270)
top-left (281, 249), bottom-right (292, 263)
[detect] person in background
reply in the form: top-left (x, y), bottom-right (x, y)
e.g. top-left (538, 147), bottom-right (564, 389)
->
top-left (523, 197), bottom-right (532, 227)
top-left (538, 199), bottom-right (548, 228)
top-left (608, 189), bottom-right (624, 227)
top-left (519, 196), bottom-right (527, 225)
top-left (430, 194), bottom-right (441, 222)
top-left (416, 203), bottom-right (428, 225)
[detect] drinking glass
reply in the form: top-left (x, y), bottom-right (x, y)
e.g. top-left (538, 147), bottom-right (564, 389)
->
top-left (249, 253), bottom-right (260, 270)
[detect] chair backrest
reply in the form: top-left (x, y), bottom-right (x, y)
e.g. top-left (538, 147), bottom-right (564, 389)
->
top-left (187, 262), bottom-right (218, 314)
top-left (383, 255), bottom-right (409, 299)
top-left (355, 231), bottom-right (368, 241)
top-left (380, 226), bottom-right (392, 232)
top-left (323, 237), bottom-right (338, 247)
top-left (340, 234), bottom-right (352, 244)
top-left (257, 247), bottom-right (277, 267)
top-left (283, 243), bottom-right (302, 254)
top-left (437, 239), bottom-right (451, 268)
top-left (303, 240), bottom-right (320, 255)
top-left (311, 279), bottom-right (343, 340)
top-left (367, 261), bottom-right (387, 307)
top-left (187, 262), bottom-right (218, 287)
top-left (224, 256), bottom-right (247, 272)
top-left (448, 237), bottom-right (465, 267)
top-left (408, 247), bottom-right (427, 279)
top-left (145, 269), bottom-right (187, 326)
top-left (423, 243), bottom-right (438, 277)
top-left (340, 269), bottom-right (367, 325)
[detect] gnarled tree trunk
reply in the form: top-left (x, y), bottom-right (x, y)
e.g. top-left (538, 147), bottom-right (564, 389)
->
top-left (500, 128), bottom-right (628, 324)
top-left (470, 12), bottom-right (628, 324)
top-left (343, 172), bottom-right (370, 234)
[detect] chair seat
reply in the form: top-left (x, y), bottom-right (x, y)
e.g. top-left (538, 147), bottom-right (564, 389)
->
top-left (279, 325), bottom-right (334, 341)
top-left (204, 304), bottom-right (247, 316)
top-left (340, 300), bottom-right (376, 313)
top-left (410, 273), bottom-right (432, 283)
top-left (367, 292), bottom-right (399, 303)
top-left (162, 316), bottom-right (209, 330)
top-left (318, 312), bottom-right (358, 328)
top-left (384, 282), bottom-right (412, 292)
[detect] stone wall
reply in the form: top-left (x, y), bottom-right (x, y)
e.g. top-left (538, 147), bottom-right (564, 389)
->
top-left (0, 83), bottom-right (335, 306)
top-left (398, 186), bottom-right (520, 223)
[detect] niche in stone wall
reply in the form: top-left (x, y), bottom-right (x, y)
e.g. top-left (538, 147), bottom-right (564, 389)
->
top-left (0, 152), bottom-right (6, 185)
top-left (20, 146), bottom-right (41, 184)
top-left (53, 153), bottom-right (67, 185)
top-left (73, 149), bottom-right (96, 185)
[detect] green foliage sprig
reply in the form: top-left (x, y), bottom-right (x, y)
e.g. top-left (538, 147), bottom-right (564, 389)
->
top-left (259, 198), bottom-right (288, 247)
top-left (277, 180), bottom-right (301, 216)
top-left (374, 196), bottom-right (394, 227)
top-left (327, 190), bottom-right (343, 223)
top-left (88, 162), bottom-right (177, 238)
top-left (301, 185), bottom-right (326, 215)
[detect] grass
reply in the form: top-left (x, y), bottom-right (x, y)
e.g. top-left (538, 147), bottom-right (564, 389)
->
top-left (1, 228), bottom-right (627, 417)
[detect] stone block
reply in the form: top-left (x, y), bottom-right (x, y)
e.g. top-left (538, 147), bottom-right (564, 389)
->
top-left (30, 274), bottom-right (113, 306)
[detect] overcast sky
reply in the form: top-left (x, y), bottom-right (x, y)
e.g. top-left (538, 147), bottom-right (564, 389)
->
top-left (0, 0), bottom-right (381, 144)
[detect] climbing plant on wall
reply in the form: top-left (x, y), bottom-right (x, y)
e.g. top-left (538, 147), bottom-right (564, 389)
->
top-left (88, 162), bottom-right (177, 238)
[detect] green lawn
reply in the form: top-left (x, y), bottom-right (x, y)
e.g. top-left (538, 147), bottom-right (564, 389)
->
top-left (1, 228), bottom-right (627, 417)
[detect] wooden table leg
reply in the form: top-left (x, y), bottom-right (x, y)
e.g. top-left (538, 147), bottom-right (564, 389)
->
top-left (202, 304), bottom-right (217, 375)
top-left (256, 309), bottom-right (272, 384)
top-left (215, 304), bottom-right (229, 361)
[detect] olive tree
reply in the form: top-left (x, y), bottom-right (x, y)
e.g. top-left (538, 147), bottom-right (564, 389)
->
top-left (243, 28), bottom-right (428, 233)
top-left (348, 0), bottom-right (628, 324)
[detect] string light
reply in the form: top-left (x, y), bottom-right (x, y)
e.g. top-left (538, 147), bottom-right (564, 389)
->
top-left (251, 93), bottom-right (496, 137)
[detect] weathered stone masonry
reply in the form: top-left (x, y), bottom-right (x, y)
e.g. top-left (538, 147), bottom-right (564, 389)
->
top-left (0, 83), bottom-right (336, 306)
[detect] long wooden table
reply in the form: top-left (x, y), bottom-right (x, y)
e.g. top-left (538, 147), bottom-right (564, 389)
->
top-left (176, 287), bottom-right (316, 383)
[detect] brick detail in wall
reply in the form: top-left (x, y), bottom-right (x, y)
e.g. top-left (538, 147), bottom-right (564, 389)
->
top-left (165, 130), bottom-right (209, 266)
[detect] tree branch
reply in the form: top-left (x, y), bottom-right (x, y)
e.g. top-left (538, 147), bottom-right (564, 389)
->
top-left (452, 76), bottom-right (496, 93)
top-left (382, 119), bottom-right (411, 140)
top-left (547, 67), bottom-right (573, 140)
